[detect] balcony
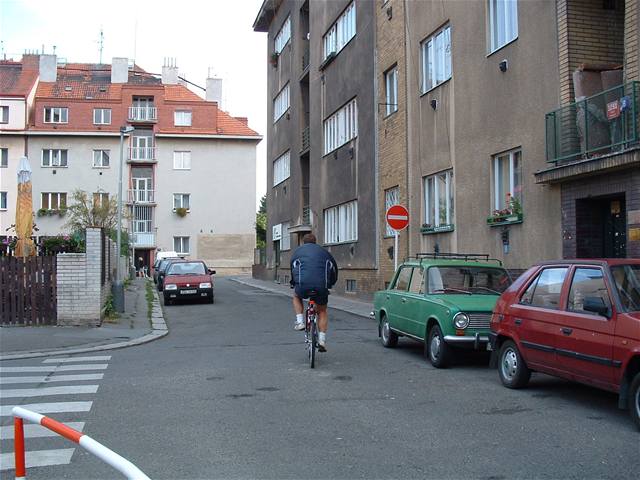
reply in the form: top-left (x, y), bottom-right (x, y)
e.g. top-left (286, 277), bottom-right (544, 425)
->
top-left (128, 106), bottom-right (157, 123)
top-left (300, 126), bottom-right (310, 154)
top-left (128, 147), bottom-right (156, 162)
top-left (132, 232), bottom-right (155, 247)
top-left (127, 189), bottom-right (155, 204)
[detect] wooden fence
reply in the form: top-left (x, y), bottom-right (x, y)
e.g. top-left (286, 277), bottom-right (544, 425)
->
top-left (0, 256), bottom-right (57, 325)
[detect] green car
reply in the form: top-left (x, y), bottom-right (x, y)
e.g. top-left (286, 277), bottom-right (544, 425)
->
top-left (373, 254), bottom-right (512, 368)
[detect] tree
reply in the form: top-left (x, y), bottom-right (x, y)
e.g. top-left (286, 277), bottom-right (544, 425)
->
top-left (256, 195), bottom-right (267, 249)
top-left (64, 189), bottom-right (121, 232)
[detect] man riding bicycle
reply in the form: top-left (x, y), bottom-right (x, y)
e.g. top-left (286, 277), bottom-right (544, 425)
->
top-left (290, 233), bottom-right (338, 352)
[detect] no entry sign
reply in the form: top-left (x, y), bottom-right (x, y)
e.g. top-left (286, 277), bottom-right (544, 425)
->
top-left (386, 204), bottom-right (409, 231)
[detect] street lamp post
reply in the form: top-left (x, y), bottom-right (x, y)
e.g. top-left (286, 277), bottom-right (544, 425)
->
top-left (113, 125), bottom-right (135, 313)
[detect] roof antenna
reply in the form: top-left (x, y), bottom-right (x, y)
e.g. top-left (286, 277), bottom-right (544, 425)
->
top-left (98, 28), bottom-right (104, 64)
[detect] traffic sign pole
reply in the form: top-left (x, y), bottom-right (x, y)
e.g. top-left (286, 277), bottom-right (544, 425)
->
top-left (386, 205), bottom-right (409, 272)
top-left (394, 230), bottom-right (398, 272)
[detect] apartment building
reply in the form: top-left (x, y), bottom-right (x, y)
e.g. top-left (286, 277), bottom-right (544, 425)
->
top-left (0, 55), bottom-right (261, 274)
top-left (254, 0), bottom-right (379, 295)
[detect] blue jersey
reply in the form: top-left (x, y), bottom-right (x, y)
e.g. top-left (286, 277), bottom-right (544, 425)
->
top-left (290, 243), bottom-right (338, 290)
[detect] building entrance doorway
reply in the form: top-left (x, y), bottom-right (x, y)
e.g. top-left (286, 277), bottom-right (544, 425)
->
top-left (576, 194), bottom-right (626, 258)
top-left (134, 249), bottom-right (152, 277)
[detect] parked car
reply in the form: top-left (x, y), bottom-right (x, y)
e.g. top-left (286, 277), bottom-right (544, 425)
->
top-left (163, 260), bottom-right (215, 305)
top-left (156, 258), bottom-right (182, 291)
top-left (153, 252), bottom-right (180, 284)
top-left (373, 253), bottom-right (512, 367)
top-left (489, 259), bottom-right (640, 429)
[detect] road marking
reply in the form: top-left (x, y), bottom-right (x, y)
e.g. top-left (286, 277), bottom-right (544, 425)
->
top-left (0, 449), bottom-right (75, 471)
top-left (43, 356), bottom-right (111, 363)
top-left (0, 364), bottom-right (108, 373)
top-left (0, 401), bottom-right (93, 417)
top-left (0, 373), bottom-right (104, 384)
top-left (0, 422), bottom-right (85, 440)
top-left (1, 385), bottom-right (99, 399)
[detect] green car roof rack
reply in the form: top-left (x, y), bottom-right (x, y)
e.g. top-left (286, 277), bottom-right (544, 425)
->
top-left (407, 253), bottom-right (503, 266)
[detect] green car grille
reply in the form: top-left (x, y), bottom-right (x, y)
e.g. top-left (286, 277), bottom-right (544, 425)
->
top-left (467, 313), bottom-right (492, 330)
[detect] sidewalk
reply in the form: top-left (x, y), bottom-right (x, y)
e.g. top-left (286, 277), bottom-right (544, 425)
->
top-left (229, 275), bottom-right (374, 319)
top-left (0, 278), bottom-right (167, 360)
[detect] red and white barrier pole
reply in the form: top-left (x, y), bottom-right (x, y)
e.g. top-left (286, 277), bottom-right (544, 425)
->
top-left (12, 406), bottom-right (150, 479)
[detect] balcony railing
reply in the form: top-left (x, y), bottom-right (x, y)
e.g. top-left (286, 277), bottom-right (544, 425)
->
top-left (546, 81), bottom-right (639, 165)
top-left (128, 189), bottom-right (155, 203)
top-left (302, 205), bottom-right (311, 225)
top-left (301, 126), bottom-right (310, 154)
top-left (128, 147), bottom-right (156, 162)
top-left (128, 106), bottom-right (157, 122)
top-left (132, 232), bottom-right (155, 247)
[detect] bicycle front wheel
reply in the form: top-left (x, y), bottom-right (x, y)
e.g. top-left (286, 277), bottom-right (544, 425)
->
top-left (309, 318), bottom-right (317, 369)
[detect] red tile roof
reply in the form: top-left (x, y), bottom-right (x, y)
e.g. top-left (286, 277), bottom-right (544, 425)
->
top-left (0, 60), bottom-right (39, 97)
top-left (164, 84), bottom-right (203, 102)
top-left (216, 110), bottom-right (259, 136)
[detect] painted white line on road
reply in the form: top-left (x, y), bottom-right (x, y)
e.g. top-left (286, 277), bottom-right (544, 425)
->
top-left (1, 385), bottom-right (99, 399)
top-left (0, 401), bottom-right (93, 417)
top-left (0, 364), bottom-right (108, 373)
top-left (42, 356), bottom-right (111, 363)
top-left (0, 373), bottom-right (104, 385)
top-left (0, 448), bottom-right (75, 471)
top-left (0, 422), bottom-right (85, 440)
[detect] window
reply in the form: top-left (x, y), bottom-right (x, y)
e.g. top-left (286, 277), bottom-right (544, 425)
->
top-left (323, 1), bottom-right (356, 59)
top-left (0, 192), bottom-right (6, 210)
top-left (173, 151), bottom-right (191, 170)
top-left (174, 110), bottom-right (192, 127)
top-left (273, 151), bottom-right (290, 186)
top-left (568, 268), bottom-right (611, 315)
top-left (424, 170), bottom-right (454, 229)
top-left (0, 106), bottom-right (8, 123)
top-left (323, 98), bottom-right (358, 155)
top-left (384, 187), bottom-right (399, 236)
top-left (44, 107), bottom-right (68, 123)
top-left (324, 200), bottom-right (357, 244)
top-left (492, 149), bottom-right (522, 213)
top-left (611, 265), bottom-right (640, 311)
top-left (274, 15), bottom-right (291, 54)
top-left (0, 148), bottom-right (7, 168)
top-left (173, 236), bottom-right (190, 255)
top-left (42, 149), bottom-right (68, 167)
top-left (93, 108), bottom-right (111, 125)
top-left (428, 266), bottom-right (510, 294)
top-left (93, 150), bottom-right (110, 168)
top-left (273, 84), bottom-right (290, 122)
top-left (281, 222), bottom-right (291, 251)
top-left (173, 193), bottom-right (190, 210)
top-left (488, 0), bottom-right (518, 53)
top-left (421, 24), bottom-right (452, 93)
top-left (393, 267), bottom-right (412, 291)
top-left (346, 279), bottom-right (357, 292)
top-left (409, 268), bottom-right (425, 294)
top-left (93, 192), bottom-right (109, 208)
top-left (41, 192), bottom-right (67, 210)
top-left (520, 267), bottom-right (568, 309)
top-left (384, 66), bottom-right (398, 116)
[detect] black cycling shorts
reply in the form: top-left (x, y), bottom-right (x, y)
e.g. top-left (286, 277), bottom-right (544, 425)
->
top-left (294, 286), bottom-right (329, 306)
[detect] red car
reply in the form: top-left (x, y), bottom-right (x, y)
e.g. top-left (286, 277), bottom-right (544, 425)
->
top-left (489, 259), bottom-right (640, 429)
top-left (163, 260), bottom-right (215, 305)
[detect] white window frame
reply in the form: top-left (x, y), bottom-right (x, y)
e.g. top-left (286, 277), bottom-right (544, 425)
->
top-left (41, 192), bottom-right (67, 210)
top-left (273, 83), bottom-right (290, 122)
top-left (173, 151), bottom-right (191, 170)
top-left (492, 149), bottom-right (522, 212)
top-left (324, 200), bottom-right (358, 245)
top-left (384, 66), bottom-right (398, 116)
top-left (421, 24), bottom-right (452, 94)
top-left (0, 191), bottom-right (7, 210)
top-left (44, 107), bottom-right (68, 124)
top-left (93, 108), bottom-right (111, 125)
top-left (92, 149), bottom-right (110, 168)
top-left (174, 110), bottom-right (192, 127)
top-left (488, 0), bottom-right (518, 53)
top-left (274, 15), bottom-right (291, 54)
top-left (281, 222), bottom-right (291, 251)
top-left (323, 98), bottom-right (358, 155)
top-left (273, 151), bottom-right (290, 186)
top-left (41, 149), bottom-right (68, 167)
top-left (0, 106), bottom-right (8, 124)
top-left (423, 169), bottom-right (454, 227)
top-left (384, 187), bottom-right (400, 237)
top-left (0, 148), bottom-right (7, 168)
top-left (323, 1), bottom-right (356, 59)
top-left (93, 192), bottom-right (109, 208)
top-left (173, 193), bottom-right (191, 210)
top-left (173, 236), bottom-right (190, 255)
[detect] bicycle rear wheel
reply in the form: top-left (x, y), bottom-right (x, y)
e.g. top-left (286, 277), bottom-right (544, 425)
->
top-left (309, 316), bottom-right (317, 368)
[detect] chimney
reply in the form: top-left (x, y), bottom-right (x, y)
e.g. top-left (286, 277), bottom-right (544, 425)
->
top-left (39, 54), bottom-right (57, 82)
top-left (162, 57), bottom-right (179, 85)
top-left (206, 77), bottom-right (222, 106)
top-left (111, 57), bottom-right (129, 83)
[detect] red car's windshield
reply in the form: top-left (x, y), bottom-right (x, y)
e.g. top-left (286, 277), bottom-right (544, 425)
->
top-left (428, 266), bottom-right (511, 295)
top-left (610, 264), bottom-right (640, 311)
top-left (167, 262), bottom-right (206, 275)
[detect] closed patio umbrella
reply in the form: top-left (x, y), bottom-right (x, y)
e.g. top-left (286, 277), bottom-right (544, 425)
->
top-left (15, 156), bottom-right (36, 257)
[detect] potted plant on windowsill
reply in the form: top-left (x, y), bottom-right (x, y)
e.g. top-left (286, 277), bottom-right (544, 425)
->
top-left (487, 193), bottom-right (523, 226)
top-left (175, 207), bottom-right (188, 218)
top-left (270, 52), bottom-right (279, 68)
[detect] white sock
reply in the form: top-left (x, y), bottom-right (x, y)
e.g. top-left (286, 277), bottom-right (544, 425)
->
top-left (318, 332), bottom-right (326, 344)
top-left (296, 313), bottom-right (304, 324)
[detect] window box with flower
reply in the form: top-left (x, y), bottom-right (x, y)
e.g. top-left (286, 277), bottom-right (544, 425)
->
top-left (487, 193), bottom-right (522, 226)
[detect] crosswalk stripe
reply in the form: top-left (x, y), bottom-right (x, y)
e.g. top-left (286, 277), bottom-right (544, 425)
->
top-left (0, 364), bottom-right (108, 373)
top-left (0, 373), bottom-right (104, 385)
top-left (1, 385), bottom-right (99, 399)
top-left (42, 356), bottom-right (111, 363)
top-left (0, 401), bottom-right (93, 417)
top-left (0, 422), bottom-right (85, 440)
top-left (0, 449), bottom-right (75, 471)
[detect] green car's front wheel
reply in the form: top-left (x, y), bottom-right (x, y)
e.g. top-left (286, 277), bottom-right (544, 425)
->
top-left (426, 324), bottom-right (451, 368)
top-left (380, 314), bottom-right (398, 348)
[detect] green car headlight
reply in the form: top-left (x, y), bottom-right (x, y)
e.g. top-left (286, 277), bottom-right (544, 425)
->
top-left (453, 312), bottom-right (469, 329)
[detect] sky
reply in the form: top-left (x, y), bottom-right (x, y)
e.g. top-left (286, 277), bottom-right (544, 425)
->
top-left (0, 0), bottom-right (268, 209)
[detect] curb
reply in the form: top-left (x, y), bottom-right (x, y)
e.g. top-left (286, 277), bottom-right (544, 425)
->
top-left (0, 282), bottom-right (168, 361)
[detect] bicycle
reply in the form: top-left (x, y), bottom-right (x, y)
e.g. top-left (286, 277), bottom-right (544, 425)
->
top-left (304, 298), bottom-right (319, 368)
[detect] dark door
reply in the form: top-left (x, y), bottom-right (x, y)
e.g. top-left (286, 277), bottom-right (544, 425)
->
top-left (603, 198), bottom-right (626, 258)
top-left (576, 195), bottom-right (626, 258)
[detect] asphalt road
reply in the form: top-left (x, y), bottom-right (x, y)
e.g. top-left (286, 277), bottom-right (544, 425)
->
top-left (9, 278), bottom-right (640, 479)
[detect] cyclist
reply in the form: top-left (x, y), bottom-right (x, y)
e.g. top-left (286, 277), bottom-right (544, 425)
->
top-left (290, 233), bottom-right (338, 352)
